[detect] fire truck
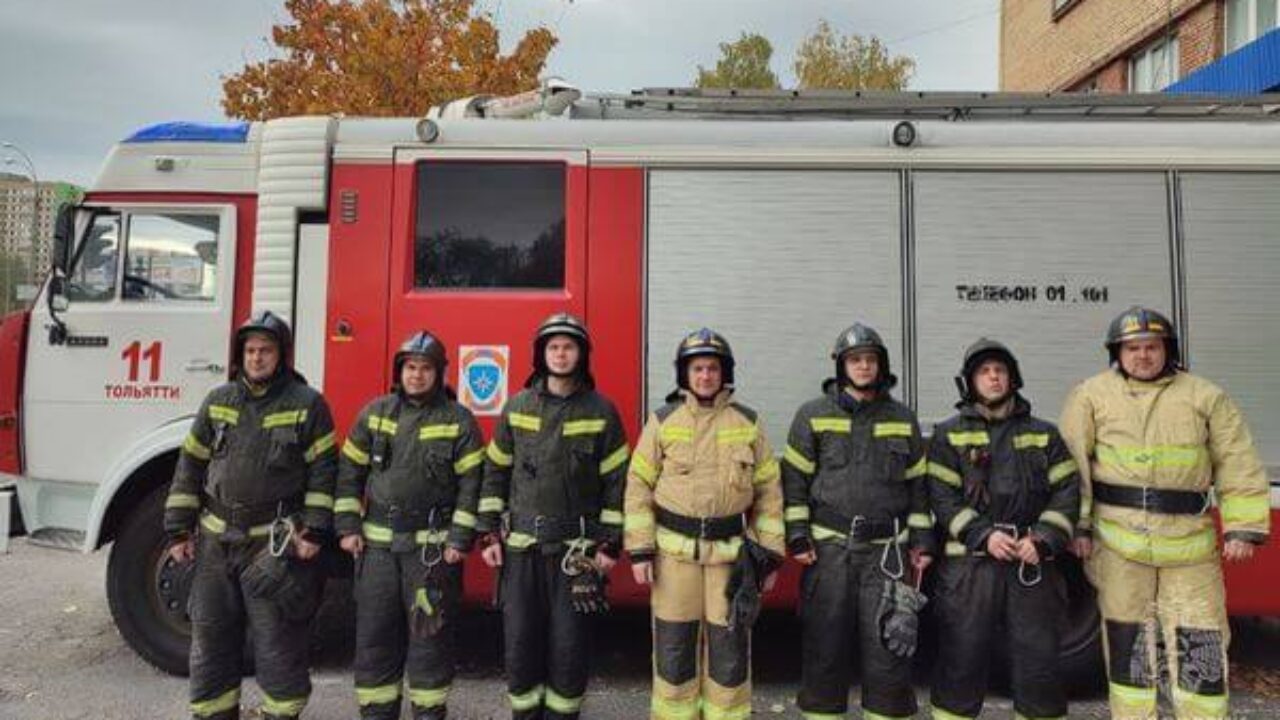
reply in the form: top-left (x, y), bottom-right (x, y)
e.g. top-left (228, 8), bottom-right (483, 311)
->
top-left (2, 83), bottom-right (1278, 677)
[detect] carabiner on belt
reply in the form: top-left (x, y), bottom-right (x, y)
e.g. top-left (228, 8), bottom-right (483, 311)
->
top-left (269, 503), bottom-right (295, 558)
top-left (879, 518), bottom-right (905, 581)
top-left (421, 508), bottom-right (444, 568)
top-left (561, 516), bottom-right (591, 576)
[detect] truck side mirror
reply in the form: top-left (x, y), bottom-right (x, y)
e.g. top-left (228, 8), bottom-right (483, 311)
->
top-left (53, 204), bottom-right (76, 274)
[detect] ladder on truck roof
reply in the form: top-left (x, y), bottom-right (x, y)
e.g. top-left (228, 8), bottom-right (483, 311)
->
top-left (578, 87), bottom-right (1280, 121)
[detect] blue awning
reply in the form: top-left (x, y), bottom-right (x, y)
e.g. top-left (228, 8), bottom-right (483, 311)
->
top-left (1166, 28), bottom-right (1280, 93)
top-left (123, 121), bottom-right (250, 144)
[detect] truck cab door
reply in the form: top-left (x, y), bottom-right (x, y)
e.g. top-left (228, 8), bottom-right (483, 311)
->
top-left (23, 204), bottom-right (237, 494)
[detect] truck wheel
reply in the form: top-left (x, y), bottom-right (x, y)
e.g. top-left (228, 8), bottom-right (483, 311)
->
top-left (1058, 554), bottom-right (1105, 693)
top-left (107, 485), bottom-right (193, 676)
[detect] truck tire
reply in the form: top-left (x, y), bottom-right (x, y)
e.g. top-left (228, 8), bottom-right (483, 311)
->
top-left (107, 485), bottom-right (193, 676)
top-left (1057, 554), bottom-right (1106, 693)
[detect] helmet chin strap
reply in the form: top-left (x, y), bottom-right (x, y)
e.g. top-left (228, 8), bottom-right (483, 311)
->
top-left (978, 390), bottom-right (1013, 409)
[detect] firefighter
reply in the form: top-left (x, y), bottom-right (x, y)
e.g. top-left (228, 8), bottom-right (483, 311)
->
top-left (782, 323), bottom-right (932, 720)
top-left (476, 312), bottom-right (630, 720)
top-left (1060, 307), bottom-right (1269, 720)
top-left (164, 311), bottom-right (338, 720)
top-left (927, 338), bottom-right (1080, 720)
top-left (624, 328), bottom-right (786, 720)
top-left (336, 330), bottom-right (485, 720)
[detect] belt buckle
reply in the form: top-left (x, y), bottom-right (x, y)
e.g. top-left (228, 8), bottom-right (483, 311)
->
top-left (848, 515), bottom-right (868, 545)
top-left (534, 514), bottom-right (546, 542)
top-left (1140, 486), bottom-right (1154, 512)
top-left (698, 516), bottom-right (710, 540)
top-left (994, 522), bottom-right (1021, 539)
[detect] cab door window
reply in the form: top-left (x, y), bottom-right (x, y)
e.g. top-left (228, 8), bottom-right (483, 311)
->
top-left (122, 213), bottom-right (220, 302)
top-left (66, 213), bottom-right (121, 302)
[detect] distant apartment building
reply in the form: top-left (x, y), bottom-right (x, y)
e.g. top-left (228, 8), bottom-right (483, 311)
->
top-left (1001, 0), bottom-right (1280, 92)
top-left (1, 172), bottom-right (77, 292)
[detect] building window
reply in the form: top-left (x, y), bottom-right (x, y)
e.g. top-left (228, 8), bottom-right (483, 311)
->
top-left (1226, 0), bottom-right (1279, 53)
top-left (413, 162), bottom-right (566, 290)
top-left (1130, 34), bottom-right (1180, 92)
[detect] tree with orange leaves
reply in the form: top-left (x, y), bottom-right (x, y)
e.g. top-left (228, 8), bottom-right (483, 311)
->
top-left (222, 0), bottom-right (557, 120)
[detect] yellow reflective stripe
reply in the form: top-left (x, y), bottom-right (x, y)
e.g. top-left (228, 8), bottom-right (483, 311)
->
top-left (545, 687), bottom-right (583, 714)
top-left (368, 415), bottom-right (398, 435)
top-left (660, 425), bottom-right (694, 443)
top-left (334, 497), bottom-right (362, 514)
top-left (930, 703), bottom-right (976, 720)
top-left (262, 409), bottom-right (307, 429)
top-left (652, 694), bottom-right (701, 720)
top-left (943, 541), bottom-right (971, 557)
top-left (419, 423), bottom-right (460, 440)
top-left (1048, 459), bottom-right (1077, 485)
top-left (1013, 432), bottom-right (1050, 450)
top-left (928, 462), bottom-right (962, 487)
top-left (305, 431), bottom-right (336, 462)
top-left (874, 422), bottom-right (913, 438)
top-left (342, 440), bottom-right (370, 466)
top-left (509, 412), bottom-right (542, 432)
top-left (1172, 687), bottom-right (1228, 719)
top-left (624, 510), bottom-right (655, 532)
top-left (362, 522), bottom-right (449, 545)
top-left (784, 445), bottom-right (816, 475)
top-left (452, 509), bottom-right (477, 529)
top-left (1094, 517), bottom-right (1217, 565)
top-left (812, 524), bottom-right (909, 545)
top-left (199, 511), bottom-right (272, 538)
top-left (563, 419), bottom-right (607, 436)
top-left (305, 492), bottom-right (334, 510)
top-left (506, 531), bottom-right (537, 549)
top-left (191, 687), bottom-right (240, 717)
top-left (509, 685), bottom-right (545, 711)
top-left (1108, 682), bottom-right (1157, 715)
top-left (908, 512), bottom-right (933, 529)
top-left (703, 699), bottom-right (752, 720)
top-left (655, 527), bottom-right (742, 559)
top-left (1220, 494), bottom-right (1270, 527)
top-left (408, 684), bottom-right (449, 709)
top-left (755, 515), bottom-right (785, 537)
top-left (630, 453), bottom-right (658, 486)
top-left (599, 508), bottom-right (624, 526)
top-left (716, 426), bottom-right (758, 445)
top-left (803, 712), bottom-right (845, 720)
top-left (478, 497), bottom-right (506, 513)
top-left (947, 430), bottom-right (989, 447)
top-left (865, 711), bottom-right (915, 720)
top-left (487, 441), bottom-right (513, 467)
top-left (904, 456), bottom-right (927, 479)
top-left (785, 505), bottom-right (811, 522)
top-left (754, 457), bottom-right (780, 484)
top-left (949, 507), bottom-right (978, 540)
top-left (1039, 510), bottom-right (1074, 536)
top-left (166, 493), bottom-right (201, 510)
top-left (207, 405), bottom-right (239, 425)
top-left (260, 692), bottom-right (307, 716)
top-left (183, 433), bottom-right (212, 461)
top-left (355, 683), bottom-right (401, 706)
top-left (1096, 444), bottom-right (1208, 469)
top-left (600, 445), bottom-right (629, 475)
top-left (810, 417), bottom-right (852, 433)
top-left (454, 448), bottom-right (485, 474)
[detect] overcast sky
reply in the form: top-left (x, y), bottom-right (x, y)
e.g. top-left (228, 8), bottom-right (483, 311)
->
top-left (0, 0), bottom-right (999, 186)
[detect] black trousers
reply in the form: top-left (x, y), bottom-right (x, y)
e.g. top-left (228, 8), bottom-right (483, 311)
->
top-left (930, 555), bottom-right (1067, 719)
top-left (797, 542), bottom-right (918, 719)
top-left (501, 548), bottom-right (592, 720)
top-left (353, 546), bottom-right (462, 719)
top-left (188, 533), bottom-right (320, 720)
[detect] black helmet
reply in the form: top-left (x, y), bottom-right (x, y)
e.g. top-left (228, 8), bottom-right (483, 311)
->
top-left (393, 330), bottom-right (448, 393)
top-left (1105, 306), bottom-right (1181, 369)
top-left (234, 310), bottom-right (293, 376)
top-left (831, 323), bottom-right (896, 390)
top-left (675, 328), bottom-right (735, 390)
top-left (957, 337), bottom-right (1023, 403)
top-left (529, 312), bottom-right (592, 386)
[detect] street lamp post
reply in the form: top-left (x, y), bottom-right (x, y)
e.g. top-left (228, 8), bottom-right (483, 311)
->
top-left (2, 141), bottom-right (40, 315)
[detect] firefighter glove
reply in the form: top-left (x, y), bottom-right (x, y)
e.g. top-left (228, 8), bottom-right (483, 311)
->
top-left (410, 566), bottom-right (449, 639)
top-left (877, 577), bottom-right (928, 658)
top-left (564, 552), bottom-right (609, 615)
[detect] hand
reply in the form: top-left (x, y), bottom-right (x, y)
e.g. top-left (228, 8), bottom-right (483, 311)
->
top-left (293, 535), bottom-right (321, 561)
top-left (481, 542), bottom-right (504, 568)
top-left (985, 531), bottom-right (1019, 561)
top-left (167, 538), bottom-right (195, 563)
top-left (631, 561), bottom-right (654, 586)
top-left (762, 570), bottom-right (778, 594)
top-left (444, 547), bottom-right (465, 564)
top-left (910, 548), bottom-right (933, 573)
top-left (1224, 539), bottom-right (1255, 562)
top-left (1015, 537), bottom-right (1041, 565)
top-left (594, 552), bottom-right (617, 574)
top-left (339, 534), bottom-right (365, 557)
top-left (1071, 536), bottom-right (1094, 559)
top-left (794, 550), bottom-right (817, 566)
